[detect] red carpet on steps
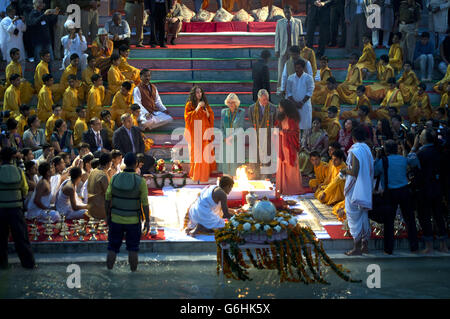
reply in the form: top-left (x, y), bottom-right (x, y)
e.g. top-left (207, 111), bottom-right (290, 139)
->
top-left (180, 21), bottom-right (277, 33)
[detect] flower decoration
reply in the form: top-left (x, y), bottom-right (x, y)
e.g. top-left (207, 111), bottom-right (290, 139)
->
top-left (171, 160), bottom-right (184, 173)
top-left (156, 159), bottom-right (166, 173)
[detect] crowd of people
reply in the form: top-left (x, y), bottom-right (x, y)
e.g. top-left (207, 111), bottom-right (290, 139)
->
top-left (0, 1), bottom-right (449, 271)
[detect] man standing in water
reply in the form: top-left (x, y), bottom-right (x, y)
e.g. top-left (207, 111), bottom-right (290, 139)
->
top-left (105, 152), bottom-right (149, 271)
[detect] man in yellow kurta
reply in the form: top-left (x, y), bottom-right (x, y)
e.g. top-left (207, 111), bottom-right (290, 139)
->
top-left (87, 74), bottom-right (106, 121)
top-left (15, 104), bottom-right (30, 137)
top-left (45, 105), bottom-right (63, 142)
top-left (73, 106), bottom-right (88, 147)
top-left (315, 149), bottom-right (347, 206)
top-left (110, 81), bottom-right (133, 126)
top-left (365, 55), bottom-right (395, 101)
top-left (337, 54), bottom-right (362, 104)
top-left (34, 49), bottom-right (63, 102)
top-left (341, 85), bottom-right (372, 120)
top-left (440, 85), bottom-right (449, 108)
top-left (313, 77), bottom-right (340, 124)
top-left (100, 110), bottom-right (115, 142)
top-left (311, 56), bottom-right (333, 105)
top-left (299, 36), bottom-right (317, 77)
top-left (356, 35), bottom-right (376, 77)
top-left (325, 106), bottom-right (341, 143)
top-left (62, 75), bottom-right (80, 127)
top-left (107, 53), bottom-right (126, 105)
top-left (433, 64), bottom-right (450, 94)
top-left (408, 83), bottom-right (433, 123)
top-left (389, 32), bottom-right (403, 73)
top-left (60, 53), bottom-right (85, 102)
top-left (373, 77), bottom-right (404, 120)
top-left (398, 61), bottom-right (420, 103)
top-left (82, 56), bottom-right (100, 100)
top-left (3, 74), bottom-right (21, 118)
top-left (118, 45), bottom-right (141, 85)
top-left (37, 74), bottom-right (55, 123)
top-left (6, 48), bottom-right (35, 104)
top-left (308, 151), bottom-right (329, 191)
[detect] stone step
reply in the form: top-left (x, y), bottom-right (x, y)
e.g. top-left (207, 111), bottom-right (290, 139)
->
top-left (153, 80), bottom-right (278, 93)
top-left (151, 69), bottom-right (279, 81)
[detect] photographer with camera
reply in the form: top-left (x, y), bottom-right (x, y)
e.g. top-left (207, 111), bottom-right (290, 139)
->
top-left (373, 140), bottom-right (419, 255)
top-left (410, 128), bottom-right (448, 253)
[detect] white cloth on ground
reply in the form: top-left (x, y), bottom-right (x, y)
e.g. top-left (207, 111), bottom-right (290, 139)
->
top-left (188, 185), bottom-right (224, 230)
top-left (286, 72), bottom-right (315, 130)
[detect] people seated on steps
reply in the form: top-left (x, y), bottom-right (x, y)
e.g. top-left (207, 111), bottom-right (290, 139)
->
top-left (371, 77), bottom-right (404, 121)
top-left (34, 49), bottom-right (64, 103)
top-left (133, 68), bottom-right (173, 131)
top-left (355, 34), bottom-right (376, 80)
top-left (312, 77), bottom-right (340, 126)
top-left (4, 48), bottom-right (35, 105)
top-left (408, 82), bottom-right (433, 124)
top-left (55, 167), bottom-right (88, 220)
top-left (337, 53), bottom-right (363, 105)
top-left (341, 85), bottom-right (372, 120)
top-left (311, 55), bottom-right (332, 105)
top-left (397, 61), bottom-right (420, 103)
top-left (315, 149), bottom-right (347, 206)
top-left (184, 175), bottom-right (236, 236)
top-left (308, 151), bottom-right (329, 191)
top-left (26, 161), bottom-right (60, 222)
top-left (365, 54), bottom-right (395, 102)
top-left (111, 81), bottom-right (133, 127)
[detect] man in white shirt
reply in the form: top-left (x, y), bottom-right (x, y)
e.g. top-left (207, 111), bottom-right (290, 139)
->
top-left (275, 5), bottom-right (303, 93)
top-left (61, 20), bottom-right (88, 70)
top-left (286, 59), bottom-right (315, 132)
top-left (1, 5), bottom-right (26, 63)
top-left (132, 68), bottom-right (173, 130)
top-left (280, 45), bottom-right (313, 96)
top-left (104, 12), bottom-right (131, 50)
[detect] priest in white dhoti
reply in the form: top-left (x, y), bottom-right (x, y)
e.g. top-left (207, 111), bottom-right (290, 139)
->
top-left (132, 68), bottom-right (173, 130)
top-left (184, 175), bottom-right (235, 236)
top-left (286, 59), bottom-right (315, 132)
top-left (341, 126), bottom-right (374, 256)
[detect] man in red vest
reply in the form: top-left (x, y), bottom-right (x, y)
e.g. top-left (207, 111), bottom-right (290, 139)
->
top-left (132, 68), bottom-right (173, 130)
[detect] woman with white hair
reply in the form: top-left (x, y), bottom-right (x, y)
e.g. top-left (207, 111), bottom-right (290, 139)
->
top-left (220, 93), bottom-right (245, 176)
top-left (61, 20), bottom-right (88, 70)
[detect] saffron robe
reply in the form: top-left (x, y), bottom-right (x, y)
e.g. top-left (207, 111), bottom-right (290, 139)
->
top-left (5, 61), bottom-right (35, 104)
top-left (388, 43), bottom-right (403, 73)
top-left (184, 100), bottom-right (217, 182)
top-left (37, 85), bottom-right (54, 123)
top-left (309, 161), bottom-right (329, 190)
top-left (408, 92), bottom-right (432, 123)
top-left (356, 43), bottom-right (376, 73)
top-left (73, 117), bottom-right (88, 147)
top-left (341, 94), bottom-right (372, 120)
top-left (337, 64), bottom-right (362, 104)
top-left (311, 66), bottom-right (332, 105)
top-left (62, 86), bottom-right (80, 126)
top-left (87, 85), bottom-right (105, 120)
top-left (398, 70), bottom-right (420, 103)
top-left (365, 63), bottom-right (395, 101)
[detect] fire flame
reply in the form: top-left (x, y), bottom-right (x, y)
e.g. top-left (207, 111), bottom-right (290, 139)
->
top-left (235, 166), bottom-right (251, 189)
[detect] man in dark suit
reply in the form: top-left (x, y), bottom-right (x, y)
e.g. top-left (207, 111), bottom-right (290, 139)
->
top-left (414, 128), bottom-right (448, 253)
top-left (82, 117), bottom-right (112, 154)
top-left (145, 0), bottom-right (172, 48)
top-left (252, 50), bottom-right (272, 102)
top-left (113, 113), bottom-right (155, 172)
top-left (306, 0), bottom-right (334, 57)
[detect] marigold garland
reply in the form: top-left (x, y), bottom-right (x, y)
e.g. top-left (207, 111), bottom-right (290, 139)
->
top-left (215, 210), bottom-right (361, 284)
